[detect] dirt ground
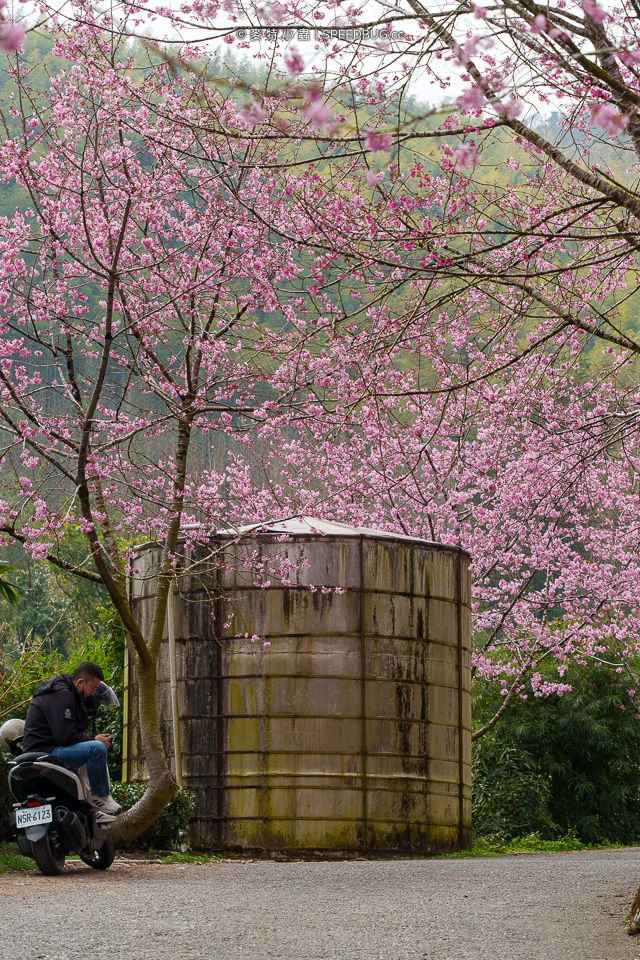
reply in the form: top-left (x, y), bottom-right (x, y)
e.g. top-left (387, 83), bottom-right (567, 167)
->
top-left (2, 847), bottom-right (640, 960)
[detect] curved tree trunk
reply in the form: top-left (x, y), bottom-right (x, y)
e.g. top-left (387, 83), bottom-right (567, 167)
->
top-left (109, 657), bottom-right (178, 846)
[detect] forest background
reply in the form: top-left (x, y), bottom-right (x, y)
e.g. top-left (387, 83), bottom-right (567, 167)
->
top-left (1, 1), bottom-right (640, 848)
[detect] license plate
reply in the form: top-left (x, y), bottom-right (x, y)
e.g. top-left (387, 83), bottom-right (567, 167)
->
top-left (16, 804), bottom-right (53, 828)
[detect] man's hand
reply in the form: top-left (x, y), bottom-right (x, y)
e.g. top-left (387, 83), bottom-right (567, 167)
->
top-left (95, 733), bottom-right (112, 748)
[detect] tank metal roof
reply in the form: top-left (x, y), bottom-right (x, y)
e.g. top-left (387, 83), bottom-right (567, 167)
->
top-left (135, 517), bottom-right (469, 557)
top-left (215, 517), bottom-right (469, 555)
top-left (219, 516), bottom-right (429, 541)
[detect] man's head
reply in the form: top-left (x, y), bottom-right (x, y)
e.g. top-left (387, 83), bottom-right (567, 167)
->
top-left (71, 662), bottom-right (104, 698)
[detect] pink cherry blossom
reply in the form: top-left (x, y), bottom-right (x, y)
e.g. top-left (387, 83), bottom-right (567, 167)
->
top-left (283, 48), bottom-right (305, 75)
top-left (452, 144), bottom-right (480, 170)
top-left (364, 130), bottom-right (393, 152)
top-left (495, 98), bottom-right (523, 119)
top-left (453, 35), bottom-right (481, 66)
top-left (240, 100), bottom-right (268, 129)
top-left (458, 85), bottom-right (485, 112)
top-left (582, 0), bottom-right (608, 23)
top-left (366, 169), bottom-right (385, 186)
top-left (0, 21), bottom-right (25, 52)
top-left (590, 102), bottom-right (629, 135)
top-left (301, 84), bottom-right (336, 132)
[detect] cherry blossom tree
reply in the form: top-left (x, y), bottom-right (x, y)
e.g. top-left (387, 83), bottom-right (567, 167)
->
top-left (256, 320), bottom-right (640, 731)
top-left (207, 0), bottom-right (640, 715)
top-left (0, 20), bottom-right (340, 841)
top-left (120, 0), bottom-right (640, 725)
top-left (5, 0), bottom-right (640, 839)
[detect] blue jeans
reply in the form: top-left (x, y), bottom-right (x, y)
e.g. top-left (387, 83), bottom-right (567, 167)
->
top-left (51, 741), bottom-right (110, 797)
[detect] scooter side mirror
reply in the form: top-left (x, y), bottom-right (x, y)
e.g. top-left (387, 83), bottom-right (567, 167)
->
top-left (91, 683), bottom-right (120, 709)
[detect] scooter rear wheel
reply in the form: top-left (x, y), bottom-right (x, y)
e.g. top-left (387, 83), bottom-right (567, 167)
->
top-left (79, 833), bottom-right (116, 870)
top-left (31, 831), bottom-right (65, 876)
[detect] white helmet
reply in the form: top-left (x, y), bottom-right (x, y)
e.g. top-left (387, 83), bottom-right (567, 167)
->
top-left (0, 717), bottom-right (25, 752)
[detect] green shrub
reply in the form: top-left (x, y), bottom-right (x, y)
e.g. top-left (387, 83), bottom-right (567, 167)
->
top-left (506, 830), bottom-right (585, 852)
top-left (438, 830), bottom-right (589, 858)
top-left (473, 661), bottom-right (640, 844)
top-left (472, 739), bottom-right (557, 840)
top-left (110, 782), bottom-right (196, 850)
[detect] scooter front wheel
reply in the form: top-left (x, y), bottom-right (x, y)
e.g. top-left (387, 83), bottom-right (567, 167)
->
top-left (79, 833), bottom-right (115, 870)
top-left (31, 830), bottom-right (66, 876)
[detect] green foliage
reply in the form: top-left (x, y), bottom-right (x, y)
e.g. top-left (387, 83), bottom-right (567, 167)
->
top-left (2, 566), bottom-right (69, 653)
top-left (436, 830), bottom-right (606, 859)
top-left (473, 662), bottom-right (640, 844)
top-left (0, 636), bottom-right (65, 722)
top-left (474, 830), bottom-right (585, 854)
top-left (472, 740), bottom-right (557, 839)
top-left (110, 783), bottom-right (196, 850)
top-left (0, 562), bottom-right (18, 606)
top-left (0, 546), bottom-right (107, 661)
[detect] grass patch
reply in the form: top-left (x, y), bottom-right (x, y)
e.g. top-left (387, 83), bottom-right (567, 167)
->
top-left (0, 841), bottom-right (220, 871)
top-left (158, 849), bottom-right (222, 865)
top-left (436, 832), bottom-right (629, 859)
top-left (0, 842), bottom-right (36, 874)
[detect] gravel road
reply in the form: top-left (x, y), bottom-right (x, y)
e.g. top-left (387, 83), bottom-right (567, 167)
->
top-left (2, 848), bottom-right (640, 960)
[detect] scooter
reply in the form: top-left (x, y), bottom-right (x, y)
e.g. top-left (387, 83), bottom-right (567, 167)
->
top-left (0, 682), bottom-right (120, 875)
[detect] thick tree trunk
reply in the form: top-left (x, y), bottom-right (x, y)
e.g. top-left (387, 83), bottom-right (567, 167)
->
top-left (109, 657), bottom-right (178, 846)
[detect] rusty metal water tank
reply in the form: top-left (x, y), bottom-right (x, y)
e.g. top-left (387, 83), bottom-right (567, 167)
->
top-left (124, 519), bottom-right (472, 854)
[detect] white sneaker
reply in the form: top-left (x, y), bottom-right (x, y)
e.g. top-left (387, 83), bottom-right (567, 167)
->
top-left (90, 793), bottom-right (122, 815)
top-left (94, 810), bottom-right (118, 824)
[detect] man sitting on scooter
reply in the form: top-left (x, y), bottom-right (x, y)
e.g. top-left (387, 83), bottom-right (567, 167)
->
top-left (22, 661), bottom-right (121, 816)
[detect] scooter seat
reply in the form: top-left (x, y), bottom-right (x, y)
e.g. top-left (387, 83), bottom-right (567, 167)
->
top-left (12, 752), bottom-right (71, 769)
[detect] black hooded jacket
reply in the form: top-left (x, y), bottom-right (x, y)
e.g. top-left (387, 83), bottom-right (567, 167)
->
top-left (22, 674), bottom-right (94, 753)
